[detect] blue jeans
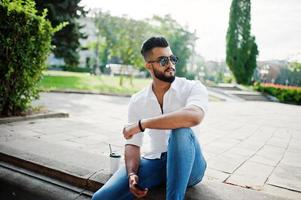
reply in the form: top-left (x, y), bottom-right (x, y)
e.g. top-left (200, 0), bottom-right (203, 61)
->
top-left (91, 128), bottom-right (207, 200)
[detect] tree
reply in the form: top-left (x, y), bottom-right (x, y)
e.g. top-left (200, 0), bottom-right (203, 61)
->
top-left (93, 11), bottom-right (151, 70)
top-left (35, 0), bottom-right (87, 67)
top-left (226, 0), bottom-right (259, 85)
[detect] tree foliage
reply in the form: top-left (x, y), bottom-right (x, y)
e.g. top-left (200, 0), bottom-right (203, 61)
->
top-left (35, 0), bottom-right (87, 67)
top-left (93, 11), bottom-right (197, 78)
top-left (226, 0), bottom-right (259, 85)
top-left (150, 15), bottom-right (197, 77)
top-left (0, 0), bottom-right (58, 116)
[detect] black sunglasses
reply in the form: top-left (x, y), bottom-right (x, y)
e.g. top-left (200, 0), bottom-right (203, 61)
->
top-left (148, 55), bottom-right (179, 67)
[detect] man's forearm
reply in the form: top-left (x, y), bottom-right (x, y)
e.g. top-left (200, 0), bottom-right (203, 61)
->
top-left (125, 144), bottom-right (140, 175)
top-left (141, 105), bottom-right (204, 130)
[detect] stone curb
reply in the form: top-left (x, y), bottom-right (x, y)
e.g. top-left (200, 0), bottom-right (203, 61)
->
top-left (0, 152), bottom-right (102, 192)
top-left (46, 89), bottom-right (226, 102)
top-left (44, 89), bottom-right (132, 97)
top-left (0, 112), bottom-right (69, 124)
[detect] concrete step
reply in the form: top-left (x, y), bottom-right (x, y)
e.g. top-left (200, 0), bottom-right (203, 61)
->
top-left (0, 152), bottom-right (293, 200)
top-left (226, 90), bottom-right (270, 101)
top-left (0, 163), bottom-right (91, 200)
top-left (210, 85), bottom-right (242, 91)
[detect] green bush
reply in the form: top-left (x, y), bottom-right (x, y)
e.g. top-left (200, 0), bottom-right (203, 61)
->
top-left (48, 65), bottom-right (92, 73)
top-left (0, 0), bottom-right (57, 116)
top-left (254, 83), bottom-right (301, 105)
top-left (61, 66), bottom-right (92, 73)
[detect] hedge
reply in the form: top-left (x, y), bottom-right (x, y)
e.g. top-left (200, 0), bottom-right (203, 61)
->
top-left (48, 65), bottom-right (92, 73)
top-left (254, 83), bottom-right (301, 105)
top-left (0, 0), bottom-right (60, 116)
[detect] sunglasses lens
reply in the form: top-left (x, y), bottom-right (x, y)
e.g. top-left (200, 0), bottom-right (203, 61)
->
top-left (159, 55), bottom-right (178, 67)
top-left (160, 57), bottom-right (169, 67)
top-left (170, 55), bottom-right (178, 64)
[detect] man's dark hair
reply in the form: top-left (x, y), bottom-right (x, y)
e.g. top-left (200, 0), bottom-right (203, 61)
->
top-left (141, 36), bottom-right (169, 60)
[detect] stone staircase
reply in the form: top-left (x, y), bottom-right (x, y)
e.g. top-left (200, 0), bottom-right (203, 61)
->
top-left (208, 84), bottom-right (271, 102)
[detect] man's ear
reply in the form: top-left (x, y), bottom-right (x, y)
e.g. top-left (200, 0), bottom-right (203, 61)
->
top-left (145, 62), bottom-right (152, 70)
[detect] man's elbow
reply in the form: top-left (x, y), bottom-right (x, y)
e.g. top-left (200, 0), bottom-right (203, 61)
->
top-left (191, 114), bottom-right (203, 126)
top-left (189, 107), bottom-right (205, 126)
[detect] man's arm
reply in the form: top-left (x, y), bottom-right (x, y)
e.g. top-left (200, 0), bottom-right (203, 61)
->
top-left (125, 144), bottom-right (140, 175)
top-left (125, 144), bottom-right (148, 198)
top-left (123, 105), bottom-right (204, 139)
top-left (142, 105), bottom-right (204, 130)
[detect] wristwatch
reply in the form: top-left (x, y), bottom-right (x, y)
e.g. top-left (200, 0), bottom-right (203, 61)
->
top-left (128, 172), bottom-right (136, 178)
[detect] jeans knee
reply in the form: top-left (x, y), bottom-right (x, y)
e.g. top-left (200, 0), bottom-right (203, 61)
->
top-left (169, 128), bottom-right (194, 145)
top-left (171, 128), bottom-right (193, 137)
top-left (91, 193), bottom-right (97, 200)
top-left (91, 188), bottom-right (109, 200)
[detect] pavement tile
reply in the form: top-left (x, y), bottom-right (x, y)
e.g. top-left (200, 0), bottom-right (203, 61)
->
top-left (0, 125), bottom-right (21, 141)
top-left (203, 151), bottom-right (218, 160)
top-left (251, 144), bottom-right (286, 167)
top-left (84, 142), bottom-right (124, 156)
top-left (263, 184), bottom-right (301, 200)
top-left (226, 161), bottom-right (274, 190)
top-left (249, 154), bottom-right (281, 167)
top-left (291, 129), bottom-right (301, 141)
top-left (67, 134), bottom-right (109, 145)
top-left (267, 163), bottom-right (301, 192)
top-left (55, 140), bottom-right (86, 150)
top-left (266, 137), bottom-right (290, 148)
top-left (234, 141), bottom-right (264, 152)
top-left (273, 128), bottom-right (291, 139)
top-left (33, 133), bottom-right (78, 142)
top-left (225, 147), bottom-right (255, 157)
top-left (63, 129), bottom-right (99, 137)
top-left (228, 129), bottom-right (255, 141)
top-left (207, 154), bottom-right (247, 174)
top-left (204, 143), bottom-right (232, 155)
top-left (288, 139), bottom-right (301, 151)
top-left (256, 145), bottom-right (285, 156)
top-left (204, 168), bottom-right (230, 182)
top-left (204, 138), bottom-right (240, 154)
top-left (281, 151), bottom-right (301, 167)
top-left (1, 137), bottom-right (110, 178)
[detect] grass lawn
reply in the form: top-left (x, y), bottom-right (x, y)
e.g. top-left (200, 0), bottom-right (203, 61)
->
top-left (39, 70), bottom-right (152, 95)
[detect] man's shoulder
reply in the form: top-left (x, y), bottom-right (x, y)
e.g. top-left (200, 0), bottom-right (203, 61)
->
top-left (174, 77), bottom-right (205, 90)
top-left (130, 86), bottom-right (149, 104)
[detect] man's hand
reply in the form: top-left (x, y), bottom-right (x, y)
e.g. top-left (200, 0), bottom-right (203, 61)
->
top-left (129, 174), bottom-right (148, 198)
top-left (123, 122), bottom-right (140, 139)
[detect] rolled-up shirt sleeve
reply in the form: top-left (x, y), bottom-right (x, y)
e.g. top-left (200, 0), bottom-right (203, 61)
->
top-left (185, 81), bottom-right (208, 115)
top-left (124, 96), bottom-right (144, 147)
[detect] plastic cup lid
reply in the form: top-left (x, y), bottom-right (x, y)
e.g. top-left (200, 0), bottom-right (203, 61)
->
top-left (110, 152), bottom-right (121, 158)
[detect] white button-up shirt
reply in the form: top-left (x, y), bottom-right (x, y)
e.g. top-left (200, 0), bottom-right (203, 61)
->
top-left (125, 77), bottom-right (208, 159)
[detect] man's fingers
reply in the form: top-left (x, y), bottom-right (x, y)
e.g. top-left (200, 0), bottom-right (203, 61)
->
top-left (123, 132), bottom-right (133, 140)
top-left (124, 134), bottom-right (132, 140)
top-left (129, 181), bottom-right (148, 198)
top-left (130, 187), bottom-right (148, 198)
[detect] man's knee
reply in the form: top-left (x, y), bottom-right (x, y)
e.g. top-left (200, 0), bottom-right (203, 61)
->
top-left (91, 191), bottom-right (102, 200)
top-left (168, 128), bottom-right (194, 147)
top-left (170, 128), bottom-right (193, 138)
top-left (91, 187), bottom-right (110, 200)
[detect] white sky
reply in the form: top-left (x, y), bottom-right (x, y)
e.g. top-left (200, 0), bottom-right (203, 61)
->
top-left (80, 0), bottom-right (301, 61)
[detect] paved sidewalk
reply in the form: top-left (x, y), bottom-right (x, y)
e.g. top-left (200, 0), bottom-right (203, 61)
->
top-left (1, 92), bottom-right (301, 199)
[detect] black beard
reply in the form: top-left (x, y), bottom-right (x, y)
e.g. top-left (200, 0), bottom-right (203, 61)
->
top-left (153, 68), bottom-right (175, 83)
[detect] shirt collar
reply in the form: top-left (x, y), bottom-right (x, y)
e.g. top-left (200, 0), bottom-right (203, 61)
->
top-left (146, 77), bottom-right (179, 98)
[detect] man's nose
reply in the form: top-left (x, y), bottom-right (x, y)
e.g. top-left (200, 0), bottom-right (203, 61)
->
top-left (167, 58), bottom-right (174, 66)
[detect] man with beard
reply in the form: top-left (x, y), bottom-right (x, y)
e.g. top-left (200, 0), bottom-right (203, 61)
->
top-left (92, 36), bottom-right (208, 200)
